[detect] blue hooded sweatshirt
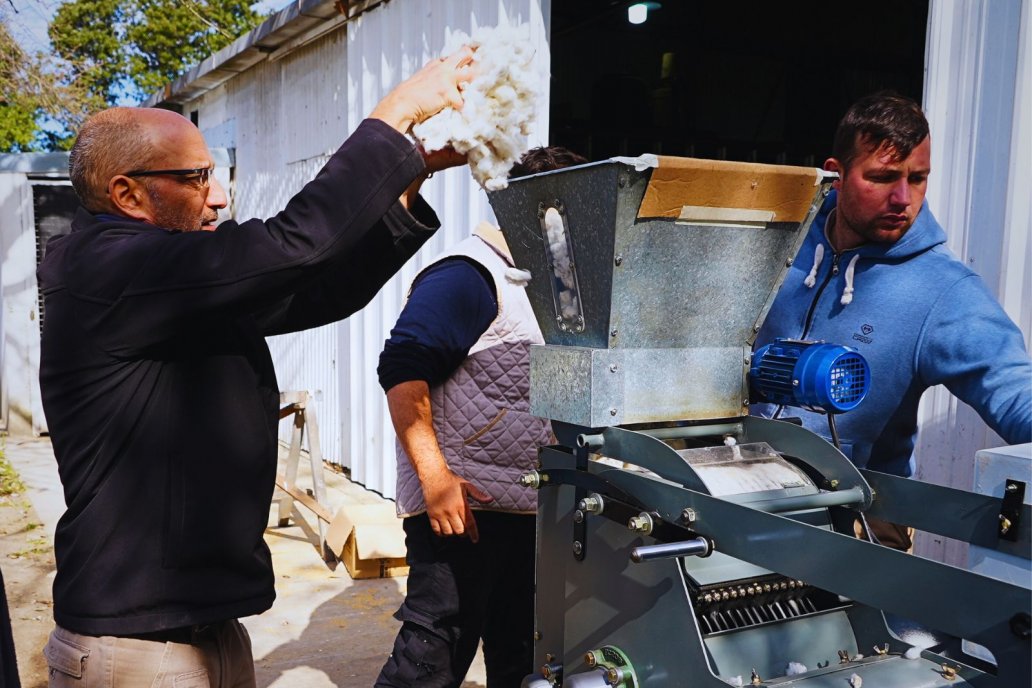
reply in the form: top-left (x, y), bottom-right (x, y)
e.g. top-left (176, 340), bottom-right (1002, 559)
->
top-left (754, 191), bottom-right (1032, 477)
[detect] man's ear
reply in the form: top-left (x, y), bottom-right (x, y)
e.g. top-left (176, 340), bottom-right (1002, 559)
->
top-left (824, 157), bottom-right (843, 191)
top-left (108, 175), bottom-right (152, 221)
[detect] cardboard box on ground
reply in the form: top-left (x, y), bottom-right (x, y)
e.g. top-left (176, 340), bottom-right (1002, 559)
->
top-left (326, 502), bottom-right (409, 579)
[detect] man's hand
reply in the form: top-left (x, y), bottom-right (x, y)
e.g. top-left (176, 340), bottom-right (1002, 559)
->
top-left (370, 46), bottom-right (476, 134)
top-left (386, 380), bottom-right (494, 543)
top-left (421, 466), bottom-right (493, 543)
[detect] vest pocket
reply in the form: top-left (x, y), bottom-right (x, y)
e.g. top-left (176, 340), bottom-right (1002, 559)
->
top-left (462, 408), bottom-right (507, 446)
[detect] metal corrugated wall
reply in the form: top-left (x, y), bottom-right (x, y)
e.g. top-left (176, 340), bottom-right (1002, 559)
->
top-left (342, 0), bottom-right (552, 497)
top-left (185, 0), bottom-right (551, 498)
top-left (915, 0), bottom-right (1031, 564)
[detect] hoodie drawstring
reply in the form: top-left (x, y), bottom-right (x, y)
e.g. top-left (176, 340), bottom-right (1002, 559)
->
top-left (803, 242), bottom-right (860, 306)
top-left (804, 244), bottom-right (824, 288)
top-left (840, 254), bottom-right (861, 305)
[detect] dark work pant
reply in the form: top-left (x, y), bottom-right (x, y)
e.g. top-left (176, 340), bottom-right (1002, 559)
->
top-left (375, 511), bottom-right (536, 688)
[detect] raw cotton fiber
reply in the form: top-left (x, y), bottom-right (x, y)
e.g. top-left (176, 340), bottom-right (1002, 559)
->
top-left (413, 24), bottom-right (544, 190)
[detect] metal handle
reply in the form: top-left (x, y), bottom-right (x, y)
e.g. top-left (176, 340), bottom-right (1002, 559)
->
top-left (630, 537), bottom-right (711, 563)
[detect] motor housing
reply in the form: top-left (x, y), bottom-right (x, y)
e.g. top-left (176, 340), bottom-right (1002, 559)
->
top-left (751, 338), bottom-right (870, 413)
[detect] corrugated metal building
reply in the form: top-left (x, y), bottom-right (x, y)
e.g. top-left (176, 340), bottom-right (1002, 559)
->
top-left (1, 1), bottom-right (1028, 564)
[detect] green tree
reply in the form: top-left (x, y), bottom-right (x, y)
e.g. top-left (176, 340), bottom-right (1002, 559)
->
top-left (1, 16), bottom-right (99, 152)
top-left (50, 0), bottom-right (263, 104)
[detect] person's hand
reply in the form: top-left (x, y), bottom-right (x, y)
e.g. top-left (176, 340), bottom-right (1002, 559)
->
top-left (421, 466), bottom-right (492, 543)
top-left (423, 145), bottom-right (467, 174)
top-left (370, 46), bottom-right (477, 134)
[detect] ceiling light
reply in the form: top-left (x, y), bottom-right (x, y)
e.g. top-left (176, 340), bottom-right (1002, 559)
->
top-left (628, 2), bottom-right (661, 25)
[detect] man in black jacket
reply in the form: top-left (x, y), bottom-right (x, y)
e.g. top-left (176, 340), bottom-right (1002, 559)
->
top-left (38, 48), bottom-right (473, 688)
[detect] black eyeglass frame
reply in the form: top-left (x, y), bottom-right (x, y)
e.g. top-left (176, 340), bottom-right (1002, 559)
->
top-left (124, 167), bottom-right (214, 186)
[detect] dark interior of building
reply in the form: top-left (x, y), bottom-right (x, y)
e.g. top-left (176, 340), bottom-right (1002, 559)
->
top-left (548, 0), bottom-right (929, 166)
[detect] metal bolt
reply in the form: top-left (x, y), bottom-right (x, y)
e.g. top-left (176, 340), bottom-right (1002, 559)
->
top-left (628, 512), bottom-right (654, 534)
top-left (610, 408), bottom-right (618, 416)
top-left (614, 255), bottom-right (623, 266)
top-left (753, 324), bottom-right (761, 332)
top-left (681, 507), bottom-right (697, 523)
top-left (606, 667), bottom-right (622, 685)
top-left (1006, 483), bottom-right (1019, 492)
top-left (610, 328), bottom-right (618, 337)
top-left (585, 651), bottom-right (597, 667)
top-left (941, 664), bottom-right (958, 680)
top-left (574, 509), bottom-right (585, 524)
top-left (829, 479), bottom-right (839, 489)
top-left (786, 258), bottom-right (794, 266)
top-left (573, 540), bottom-right (583, 556)
top-left (1000, 515), bottom-right (1013, 534)
top-left (579, 494), bottom-right (604, 514)
top-left (792, 379), bottom-right (800, 386)
top-left (742, 399), bottom-right (750, 406)
top-left (518, 471), bottom-right (541, 489)
top-left (610, 363), bottom-right (619, 373)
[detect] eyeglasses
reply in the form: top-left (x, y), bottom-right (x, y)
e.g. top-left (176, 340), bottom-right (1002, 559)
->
top-left (125, 167), bottom-right (213, 188)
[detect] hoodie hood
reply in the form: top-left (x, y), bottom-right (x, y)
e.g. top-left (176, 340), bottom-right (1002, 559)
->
top-left (813, 190), bottom-right (948, 260)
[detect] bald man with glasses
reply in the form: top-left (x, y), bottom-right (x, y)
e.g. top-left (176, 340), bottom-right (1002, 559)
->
top-left (38, 48), bottom-right (474, 688)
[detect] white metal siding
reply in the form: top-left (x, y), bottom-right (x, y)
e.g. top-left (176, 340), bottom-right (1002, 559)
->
top-left (342, 0), bottom-right (552, 497)
top-left (916, 0), bottom-right (1031, 563)
top-left (181, 0), bottom-right (551, 498)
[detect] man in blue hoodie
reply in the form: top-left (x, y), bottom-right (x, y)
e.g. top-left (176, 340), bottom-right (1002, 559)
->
top-left (754, 92), bottom-right (1031, 549)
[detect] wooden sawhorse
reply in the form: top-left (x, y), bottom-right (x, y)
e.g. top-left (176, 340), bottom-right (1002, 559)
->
top-left (275, 391), bottom-right (334, 561)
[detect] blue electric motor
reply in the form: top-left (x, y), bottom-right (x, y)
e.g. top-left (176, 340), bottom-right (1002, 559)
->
top-left (750, 338), bottom-right (870, 413)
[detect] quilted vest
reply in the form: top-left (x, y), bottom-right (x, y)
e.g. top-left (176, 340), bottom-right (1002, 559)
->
top-left (395, 223), bottom-right (553, 517)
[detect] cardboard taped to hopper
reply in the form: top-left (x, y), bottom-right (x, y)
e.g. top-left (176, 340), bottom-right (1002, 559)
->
top-left (326, 502), bottom-right (409, 579)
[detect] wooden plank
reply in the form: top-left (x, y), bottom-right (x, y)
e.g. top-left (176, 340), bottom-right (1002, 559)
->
top-left (275, 472), bottom-right (334, 523)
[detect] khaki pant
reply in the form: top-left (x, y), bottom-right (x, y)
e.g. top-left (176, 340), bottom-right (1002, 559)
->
top-left (44, 621), bottom-right (255, 688)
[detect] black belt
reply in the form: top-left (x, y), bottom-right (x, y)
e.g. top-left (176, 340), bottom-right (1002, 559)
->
top-left (122, 622), bottom-right (222, 645)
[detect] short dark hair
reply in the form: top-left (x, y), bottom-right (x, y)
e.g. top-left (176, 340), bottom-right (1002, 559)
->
top-left (508, 146), bottom-right (588, 178)
top-left (832, 92), bottom-right (929, 169)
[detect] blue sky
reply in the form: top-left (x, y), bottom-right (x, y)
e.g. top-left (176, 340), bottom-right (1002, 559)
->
top-left (4, 0), bottom-right (288, 54)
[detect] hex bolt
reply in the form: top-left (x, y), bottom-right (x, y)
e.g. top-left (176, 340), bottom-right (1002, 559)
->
top-left (681, 507), bottom-right (697, 524)
top-left (572, 540), bottom-right (583, 556)
top-left (578, 494), bottom-right (604, 514)
top-left (614, 255), bottom-right (623, 266)
top-left (628, 512), bottom-right (654, 535)
top-left (1006, 482), bottom-right (1019, 492)
top-left (786, 258), bottom-right (794, 266)
top-left (609, 363), bottom-right (619, 373)
top-left (584, 651), bottom-right (597, 668)
top-left (606, 667), bottom-right (622, 685)
top-left (573, 509), bottom-right (585, 524)
top-left (610, 328), bottom-right (618, 337)
top-left (518, 471), bottom-right (546, 488)
top-left (610, 408), bottom-right (618, 416)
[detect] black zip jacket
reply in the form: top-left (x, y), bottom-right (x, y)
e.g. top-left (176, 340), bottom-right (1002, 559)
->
top-left (37, 119), bottom-right (438, 635)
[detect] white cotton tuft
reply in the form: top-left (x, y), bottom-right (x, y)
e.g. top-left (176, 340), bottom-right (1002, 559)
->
top-left (505, 267), bottom-right (532, 285)
top-left (727, 676), bottom-right (744, 687)
top-left (904, 646), bottom-right (923, 660)
top-left (785, 662), bottom-right (807, 676)
top-left (848, 672), bottom-right (863, 688)
top-left (413, 23), bottom-right (545, 191)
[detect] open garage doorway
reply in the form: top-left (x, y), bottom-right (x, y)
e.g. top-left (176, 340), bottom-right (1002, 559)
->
top-left (548, 0), bottom-right (929, 165)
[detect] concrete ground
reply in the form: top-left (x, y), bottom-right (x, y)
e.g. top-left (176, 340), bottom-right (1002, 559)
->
top-left (3, 433), bottom-right (487, 688)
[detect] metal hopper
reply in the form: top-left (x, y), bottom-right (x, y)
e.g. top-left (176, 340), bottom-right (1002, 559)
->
top-left (489, 155), bottom-right (834, 426)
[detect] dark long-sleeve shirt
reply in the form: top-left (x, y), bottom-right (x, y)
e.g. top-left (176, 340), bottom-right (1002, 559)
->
top-left (378, 257), bottom-right (496, 391)
top-left (38, 119), bottom-right (438, 635)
